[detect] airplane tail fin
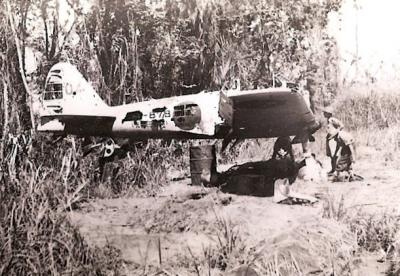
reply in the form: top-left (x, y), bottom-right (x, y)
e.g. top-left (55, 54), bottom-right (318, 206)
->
top-left (41, 63), bottom-right (107, 113)
top-left (38, 63), bottom-right (110, 133)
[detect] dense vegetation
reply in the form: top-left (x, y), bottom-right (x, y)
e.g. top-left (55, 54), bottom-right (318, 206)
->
top-left (0, 0), bottom-right (344, 221)
top-left (12, 0), bottom-right (400, 275)
top-left (0, 0), bottom-right (342, 133)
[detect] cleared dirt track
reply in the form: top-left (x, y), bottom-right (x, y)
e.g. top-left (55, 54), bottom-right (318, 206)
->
top-left (71, 146), bottom-right (397, 275)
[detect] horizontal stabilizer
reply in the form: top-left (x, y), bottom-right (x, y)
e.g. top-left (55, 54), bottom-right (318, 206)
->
top-left (39, 115), bottom-right (116, 136)
top-left (37, 119), bottom-right (64, 133)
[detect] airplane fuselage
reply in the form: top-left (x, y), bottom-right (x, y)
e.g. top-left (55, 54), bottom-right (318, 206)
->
top-left (38, 63), bottom-right (319, 141)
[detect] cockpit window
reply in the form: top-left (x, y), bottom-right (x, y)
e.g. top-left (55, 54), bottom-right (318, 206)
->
top-left (44, 75), bottom-right (63, 100)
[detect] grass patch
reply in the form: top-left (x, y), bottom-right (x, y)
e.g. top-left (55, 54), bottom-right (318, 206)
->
top-left (176, 214), bottom-right (254, 275)
top-left (0, 163), bottom-right (127, 275)
top-left (335, 89), bottom-right (400, 131)
top-left (321, 194), bottom-right (400, 275)
top-left (347, 211), bottom-right (400, 254)
top-left (1, 136), bottom-right (188, 275)
top-left (255, 219), bottom-right (358, 275)
top-left (346, 211), bottom-right (400, 275)
top-left (172, 214), bottom-right (358, 275)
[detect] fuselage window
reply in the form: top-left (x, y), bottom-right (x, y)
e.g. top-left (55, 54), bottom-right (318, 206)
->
top-left (174, 104), bottom-right (199, 117)
top-left (173, 105), bottom-right (185, 117)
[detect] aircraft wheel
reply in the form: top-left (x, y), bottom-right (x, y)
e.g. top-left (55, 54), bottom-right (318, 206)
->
top-left (104, 139), bottom-right (116, 158)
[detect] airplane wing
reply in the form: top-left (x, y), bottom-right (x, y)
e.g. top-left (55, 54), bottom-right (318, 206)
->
top-left (227, 88), bottom-right (318, 139)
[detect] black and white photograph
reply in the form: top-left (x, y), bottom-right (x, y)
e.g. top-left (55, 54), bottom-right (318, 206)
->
top-left (1, 0), bottom-right (399, 275)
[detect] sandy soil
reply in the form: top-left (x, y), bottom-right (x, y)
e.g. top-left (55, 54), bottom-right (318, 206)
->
top-left (70, 145), bottom-right (399, 275)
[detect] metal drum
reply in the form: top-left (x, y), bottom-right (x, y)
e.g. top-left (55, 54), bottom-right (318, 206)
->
top-left (189, 145), bottom-right (217, 186)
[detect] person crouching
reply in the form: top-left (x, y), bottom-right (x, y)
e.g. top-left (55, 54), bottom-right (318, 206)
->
top-left (326, 121), bottom-right (357, 181)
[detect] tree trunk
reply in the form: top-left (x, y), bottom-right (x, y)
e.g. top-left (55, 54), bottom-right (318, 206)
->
top-left (0, 80), bottom-right (9, 160)
top-left (6, 0), bottom-right (36, 133)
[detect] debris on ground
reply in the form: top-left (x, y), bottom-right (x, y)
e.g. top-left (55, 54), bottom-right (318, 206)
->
top-left (273, 178), bottom-right (318, 205)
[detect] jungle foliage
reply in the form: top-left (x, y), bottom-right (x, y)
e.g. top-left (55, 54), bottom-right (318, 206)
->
top-left (0, 1), bottom-right (343, 274)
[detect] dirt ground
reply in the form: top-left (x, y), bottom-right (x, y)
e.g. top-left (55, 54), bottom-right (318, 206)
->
top-left (70, 145), bottom-right (399, 275)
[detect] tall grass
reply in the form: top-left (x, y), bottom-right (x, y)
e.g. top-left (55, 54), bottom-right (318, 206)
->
top-left (321, 194), bottom-right (400, 275)
top-left (30, 137), bottom-right (186, 198)
top-left (175, 213), bottom-right (254, 275)
top-left (0, 161), bottom-right (127, 275)
top-left (0, 135), bottom-right (184, 275)
top-left (173, 213), bottom-right (358, 275)
top-left (335, 89), bottom-right (400, 131)
top-left (94, 140), bottom-right (185, 198)
top-left (210, 213), bottom-right (248, 271)
top-left (218, 139), bottom-right (276, 164)
top-left (347, 211), bottom-right (400, 254)
top-left (319, 89), bottom-right (400, 165)
top-left (346, 210), bottom-right (400, 275)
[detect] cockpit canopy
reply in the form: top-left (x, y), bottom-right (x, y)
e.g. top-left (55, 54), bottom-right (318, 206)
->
top-left (43, 74), bottom-right (63, 100)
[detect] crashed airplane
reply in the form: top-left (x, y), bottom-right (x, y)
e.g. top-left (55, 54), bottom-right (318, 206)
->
top-left (38, 63), bottom-right (320, 154)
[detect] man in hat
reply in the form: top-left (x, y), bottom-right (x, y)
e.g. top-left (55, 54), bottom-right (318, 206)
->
top-left (323, 106), bottom-right (344, 127)
top-left (323, 107), bottom-right (345, 175)
top-left (326, 120), bottom-right (356, 181)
